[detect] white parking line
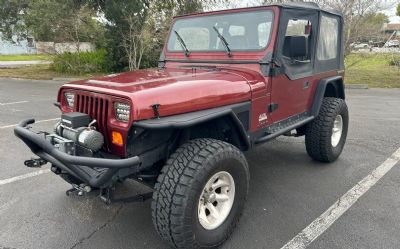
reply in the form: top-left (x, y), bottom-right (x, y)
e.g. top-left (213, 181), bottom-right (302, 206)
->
top-left (280, 147), bottom-right (400, 249)
top-left (0, 118), bottom-right (59, 129)
top-left (0, 169), bottom-right (50, 186)
top-left (0, 101), bottom-right (28, 106)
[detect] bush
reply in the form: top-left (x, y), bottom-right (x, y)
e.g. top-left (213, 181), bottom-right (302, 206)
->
top-left (388, 55), bottom-right (400, 67)
top-left (52, 49), bottom-right (109, 74)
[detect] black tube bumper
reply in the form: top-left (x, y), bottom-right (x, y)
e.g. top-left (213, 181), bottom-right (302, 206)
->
top-left (14, 119), bottom-right (141, 188)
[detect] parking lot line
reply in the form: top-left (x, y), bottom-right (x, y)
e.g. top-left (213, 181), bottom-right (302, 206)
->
top-left (281, 147), bottom-right (400, 249)
top-left (0, 118), bottom-right (59, 129)
top-left (0, 101), bottom-right (29, 106)
top-left (0, 169), bottom-right (50, 186)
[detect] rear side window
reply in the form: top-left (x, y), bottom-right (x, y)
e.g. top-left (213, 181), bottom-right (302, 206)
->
top-left (317, 16), bottom-right (339, 61)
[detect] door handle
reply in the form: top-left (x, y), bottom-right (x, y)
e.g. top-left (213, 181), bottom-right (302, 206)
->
top-left (303, 81), bottom-right (310, 89)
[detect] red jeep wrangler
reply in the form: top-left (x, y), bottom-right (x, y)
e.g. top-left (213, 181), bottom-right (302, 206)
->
top-left (15, 3), bottom-right (348, 249)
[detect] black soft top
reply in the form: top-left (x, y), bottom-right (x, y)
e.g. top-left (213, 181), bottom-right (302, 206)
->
top-left (175, 2), bottom-right (342, 19)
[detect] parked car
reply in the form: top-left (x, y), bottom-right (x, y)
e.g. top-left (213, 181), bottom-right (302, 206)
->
top-left (387, 40), bottom-right (400, 48)
top-left (14, 2), bottom-right (348, 248)
top-left (353, 43), bottom-right (370, 50)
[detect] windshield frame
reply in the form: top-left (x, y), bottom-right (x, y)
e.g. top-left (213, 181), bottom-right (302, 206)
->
top-left (166, 9), bottom-right (275, 54)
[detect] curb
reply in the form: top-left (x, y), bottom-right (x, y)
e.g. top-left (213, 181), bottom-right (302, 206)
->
top-left (345, 84), bottom-right (369, 89)
top-left (0, 77), bottom-right (68, 83)
top-left (52, 77), bottom-right (83, 81)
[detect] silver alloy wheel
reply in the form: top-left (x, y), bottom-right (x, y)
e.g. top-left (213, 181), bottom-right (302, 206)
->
top-left (198, 171), bottom-right (235, 230)
top-left (331, 115), bottom-right (343, 147)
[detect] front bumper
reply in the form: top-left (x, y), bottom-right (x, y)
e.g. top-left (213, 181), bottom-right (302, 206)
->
top-left (14, 119), bottom-right (141, 188)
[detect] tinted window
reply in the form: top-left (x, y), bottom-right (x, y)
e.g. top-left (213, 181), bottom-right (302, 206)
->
top-left (317, 16), bottom-right (339, 60)
top-left (167, 10), bottom-right (274, 52)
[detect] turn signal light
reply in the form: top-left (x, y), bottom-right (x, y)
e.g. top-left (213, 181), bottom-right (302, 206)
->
top-left (111, 131), bottom-right (123, 146)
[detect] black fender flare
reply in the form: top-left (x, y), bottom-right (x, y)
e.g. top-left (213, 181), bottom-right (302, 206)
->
top-left (133, 102), bottom-right (251, 150)
top-left (311, 76), bottom-right (345, 117)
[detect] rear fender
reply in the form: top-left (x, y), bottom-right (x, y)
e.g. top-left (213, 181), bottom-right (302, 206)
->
top-left (311, 76), bottom-right (345, 116)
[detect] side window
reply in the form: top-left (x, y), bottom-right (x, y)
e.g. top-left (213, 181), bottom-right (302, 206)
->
top-left (285, 19), bottom-right (310, 36)
top-left (283, 19), bottom-right (312, 61)
top-left (317, 16), bottom-right (339, 61)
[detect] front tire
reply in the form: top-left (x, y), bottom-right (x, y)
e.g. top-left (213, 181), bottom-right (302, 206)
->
top-left (151, 138), bottom-right (249, 249)
top-left (305, 97), bottom-right (349, 162)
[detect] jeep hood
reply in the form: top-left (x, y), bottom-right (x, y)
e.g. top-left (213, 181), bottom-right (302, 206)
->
top-left (63, 67), bottom-right (262, 120)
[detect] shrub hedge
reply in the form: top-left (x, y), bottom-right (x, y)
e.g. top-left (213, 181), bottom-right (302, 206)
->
top-left (52, 49), bottom-right (109, 74)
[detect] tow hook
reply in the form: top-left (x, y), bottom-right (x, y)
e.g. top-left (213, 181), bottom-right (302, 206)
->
top-left (24, 158), bottom-right (47, 168)
top-left (66, 184), bottom-right (92, 197)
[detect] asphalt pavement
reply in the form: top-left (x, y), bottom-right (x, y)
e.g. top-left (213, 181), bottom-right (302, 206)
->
top-left (0, 78), bottom-right (399, 249)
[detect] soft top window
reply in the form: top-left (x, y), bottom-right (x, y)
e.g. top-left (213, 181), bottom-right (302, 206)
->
top-left (167, 10), bottom-right (274, 52)
top-left (317, 15), bottom-right (339, 61)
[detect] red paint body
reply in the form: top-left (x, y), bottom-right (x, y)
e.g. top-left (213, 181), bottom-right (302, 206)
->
top-left (58, 6), bottom-right (340, 157)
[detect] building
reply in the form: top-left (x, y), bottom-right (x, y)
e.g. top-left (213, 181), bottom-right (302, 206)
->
top-left (0, 33), bottom-right (37, 55)
top-left (382, 23), bottom-right (400, 37)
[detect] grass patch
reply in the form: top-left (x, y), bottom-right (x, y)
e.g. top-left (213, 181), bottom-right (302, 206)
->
top-left (0, 54), bottom-right (53, 61)
top-left (0, 64), bottom-right (102, 80)
top-left (345, 53), bottom-right (400, 88)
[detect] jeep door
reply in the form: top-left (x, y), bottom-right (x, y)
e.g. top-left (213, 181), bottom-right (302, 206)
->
top-left (269, 8), bottom-right (319, 122)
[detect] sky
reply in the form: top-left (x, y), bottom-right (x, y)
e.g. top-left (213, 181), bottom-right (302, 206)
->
top-left (381, 1), bottom-right (400, 23)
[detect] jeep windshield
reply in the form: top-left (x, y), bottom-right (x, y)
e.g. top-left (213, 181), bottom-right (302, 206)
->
top-left (167, 10), bottom-right (274, 53)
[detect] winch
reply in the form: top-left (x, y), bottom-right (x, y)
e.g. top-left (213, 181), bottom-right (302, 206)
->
top-left (53, 112), bottom-right (104, 153)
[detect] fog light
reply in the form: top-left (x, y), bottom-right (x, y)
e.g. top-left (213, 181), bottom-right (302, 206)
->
top-left (111, 131), bottom-right (123, 146)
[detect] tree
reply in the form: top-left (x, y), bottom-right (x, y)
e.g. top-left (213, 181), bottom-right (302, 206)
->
top-left (26, 1), bottom-right (102, 45)
top-left (100, 0), bottom-right (152, 70)
top-left (357, 13), bottom-right (388, 42)
top-left (397, 3), bottom-right (400, 17)
top-left (0, 0), bottom-right (29, 42)
top-left (101, 0), bottom-right (224, 71)
top-left (0, 0), bottom-right (102, 48)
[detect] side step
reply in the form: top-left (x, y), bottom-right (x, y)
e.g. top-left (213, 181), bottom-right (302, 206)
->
top-left (255, 113), bottom-right (314, 144)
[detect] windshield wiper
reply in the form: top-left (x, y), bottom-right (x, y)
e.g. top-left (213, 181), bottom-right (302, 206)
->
top-left (212, 26), bottom-right (232, 57)
top-left (174, 30), bottom-right (190, 57)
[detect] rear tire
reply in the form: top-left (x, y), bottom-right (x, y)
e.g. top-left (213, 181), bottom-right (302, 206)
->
top-left (305, 97), bottom-right (349, 162)
top-left (151, 138), bottom-right (249, 249)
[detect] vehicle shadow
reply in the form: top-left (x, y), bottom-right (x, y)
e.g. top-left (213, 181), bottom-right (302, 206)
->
top-left (57, 137), bottom-right (345, 249)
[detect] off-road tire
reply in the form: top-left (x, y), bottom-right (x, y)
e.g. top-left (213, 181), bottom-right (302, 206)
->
top-left (305, 97), bottom-right (349, 162)
top-left (151, 138), bottom-right (249, 249)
